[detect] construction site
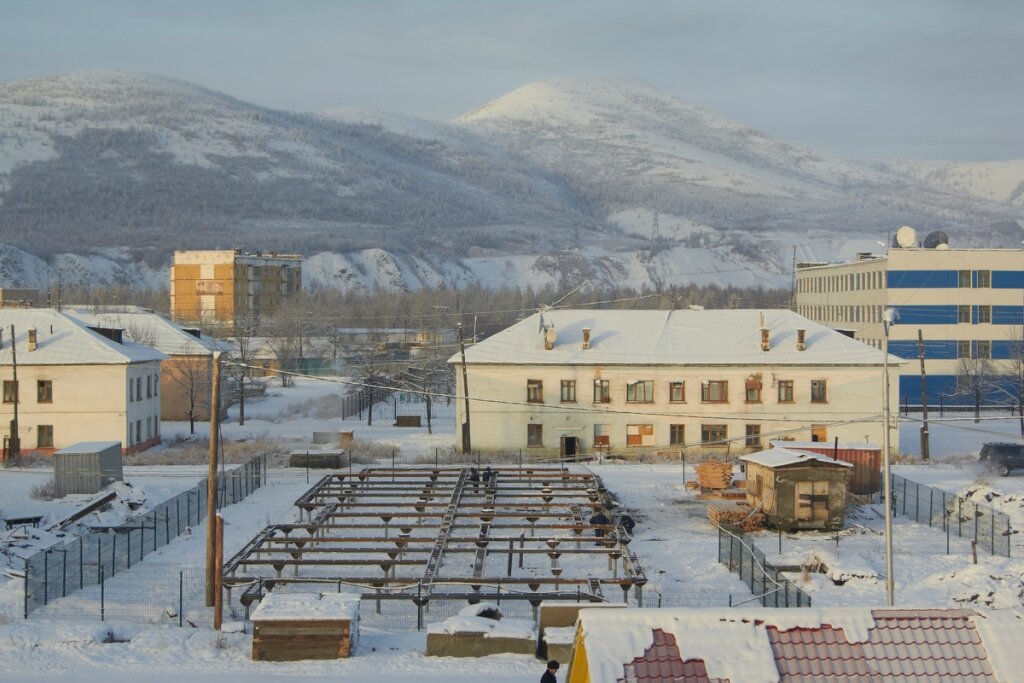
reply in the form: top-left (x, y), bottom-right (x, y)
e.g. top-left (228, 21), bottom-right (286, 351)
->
top-left (224, 466), bottom-right (649, 624)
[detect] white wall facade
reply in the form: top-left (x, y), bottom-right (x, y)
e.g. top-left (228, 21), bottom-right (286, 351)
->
top-left (0, 361), bottom-right (162, 453)
top-left (456, 362), bottom-right (899, 455)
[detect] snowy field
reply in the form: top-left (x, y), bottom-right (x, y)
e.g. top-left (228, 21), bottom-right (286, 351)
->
top-left (1, 376), bottom-right (1023, 682)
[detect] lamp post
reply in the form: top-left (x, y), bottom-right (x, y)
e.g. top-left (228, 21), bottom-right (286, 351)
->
top-left (882, 307), bottom-right (896, 606)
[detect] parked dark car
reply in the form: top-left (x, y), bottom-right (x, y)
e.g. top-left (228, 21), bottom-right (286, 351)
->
top-left (979, 442), bottom-right (1024, 476)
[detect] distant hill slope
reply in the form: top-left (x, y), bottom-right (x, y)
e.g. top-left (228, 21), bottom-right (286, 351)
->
top-left (885, 158), bottom-right (1024, 206)
top-left (0, 71), bottom-right (1020, 291)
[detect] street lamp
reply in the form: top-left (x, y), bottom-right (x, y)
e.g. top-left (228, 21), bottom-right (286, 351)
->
top-left (882, 306), bottom-right (897, 606)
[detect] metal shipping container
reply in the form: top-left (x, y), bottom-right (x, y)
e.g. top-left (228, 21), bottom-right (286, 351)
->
top-left (54, 441), bottom-right (123, 497)
top-left (770, 441), bottom-right (881, 495)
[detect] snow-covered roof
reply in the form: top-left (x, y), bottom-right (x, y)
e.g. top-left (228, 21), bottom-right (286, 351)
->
top-left (770, 440), bottom-right (880, 451)
top-left (575, 607), bottom-right (1008, 683)
top-left (453, 309), bottom-right (902, 367)
top-left (250, 591), bottom-right (360, 622)
top-left (741, 446), bottom-right (854, 469)
top-left (63, 305), bottom-right (224, 356)
top-left (55, 441), bottom-right (121, 454)
top-left (0, 309), bottom-right (166, 366)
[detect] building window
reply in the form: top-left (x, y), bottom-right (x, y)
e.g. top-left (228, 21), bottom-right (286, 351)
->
top-left (976, 341), bottom-right (992, 359)
top-left (128, 379), bottom-right (134, 402)
top-left (701, 424), bottom-right (727, 446)
top-left (593, 424), bottom-right (609, 449)
top-left (745, 379), bottom-right (762, 403)
top-left (778, 380), bottom-right (794, 403)
top-left (810, 380), bottom-right (828, 403)
top-left (146, 375), bottom-right (152, 398)
top-left (669, 381), bottom-right (685, 402)
top-left (37, 425), bottom-right (53, 448)
top-left (593, 379), bottom-right (611, 403)
top-left (958, 270), bottom-right (972, 288)
top-left (527, 424), bottom-right (543, 447)
top-left (136, 377), bottom-right (142, 402)
top-left (626, 380), bottom-right (654, 403)
top-left (527, 379), bottom-right (544, 403)
top-left (2, 380), bottom-right (17, 404)
top-left (745, 424), bottom-right (762, 448)
top-left (146, 416), bottom-right (152, 440)
top-left (136, 420), bottom-right (142, 445)
top-left (958, 305), bottom-right (971, 323)
top-left (560, 380), bottom-right (576, 403)
top-left (978, 305), bottom-right (992, 324)
top-left (957, 341), bottom-right (971, 359)
top-left (37, 380), bottom-right (52, 404)
top-left (626, 424), bottom-right (654, 447)
top-left (154, 374), bottom-right (159, 396)
top-left (669, 424), bottom-right (685, 446)
top-left (977, 270), bottom-right (991, 288)
top-left (811, 425), bottom-right (828, 442)
top-left (701, 381), bottom-right (728, 403)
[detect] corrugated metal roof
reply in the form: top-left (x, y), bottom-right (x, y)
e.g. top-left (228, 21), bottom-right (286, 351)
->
top-left (454, 309), bottom-right (903, 367)
top-left (0, 309), bottom-right (166, 365)
top-left (741, 446), bottom-right (854, 469)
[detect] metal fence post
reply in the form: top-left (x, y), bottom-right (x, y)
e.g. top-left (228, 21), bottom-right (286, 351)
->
top-left (23, 560), bottom-right (30, 618)
top-left (100, 565), bottom-right (105, 622)
top-left (928, 488), bottom-right (933, 527)
top-left (902, 478), bottom-right (907, 516)
top-left (43, 550), bottom-right (49, 605)
top-left (991, 514), bottom-right (995, 556)
top-left (179, 570), bottom-right (184, 628)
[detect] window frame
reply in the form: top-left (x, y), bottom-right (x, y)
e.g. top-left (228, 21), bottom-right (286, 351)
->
top-left (37, 424), bottom-right (53, 448)
top-left (593, 379), bottom-right (611, 404)
top-left (978, 305), bottom-right (992, 324)
top-left (625, 380), bottom-right (654, 403)
top-left (526, 379), bottom-right (544, 403)
top-left (37, 380), bottom-right (52, 404)
top-left (957, 305), bottom-right (971, 324)
top-left (669, 381), bottom-right (686, 403)
top-left (744, 379), bottom-right (762, 404)
top-left (977, 270), bottom-right (991, 288)
top-left (777, 380), bottom-right (794, 403)
top-left (559, 380), bottom-right (577, 403)
top-left (669, 423), bottom-right (685, 446)
top-left (810, 379), bottom-right (828, 403)
top-left (957, 270), bottom-right (972, 288)
top-left (976, 340), bottom-right (992, 359)
top-left (700, 424), bottom-right (728, 446)
top-left (527, 423), bottom-right (543, 447)
top-left (701, 380), bottom-right (728, 403)
top-left (957, 340), bottom-right (971, 359)
top-left (2, 380), bottom-right (18, 404)
top-left (745, 424), bottom-right (762, 448)
top-left (625, 423), bottom-right (655, 447)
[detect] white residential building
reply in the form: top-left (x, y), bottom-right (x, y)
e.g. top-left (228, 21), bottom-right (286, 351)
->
top-left (0, 309), bottom-right (166, 455)
top-left (63, 305), bottom-right (225, 421)
top-left (450, 309), bottom-right (902, 456)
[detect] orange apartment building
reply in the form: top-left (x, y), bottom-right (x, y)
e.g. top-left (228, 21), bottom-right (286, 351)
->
top-left (170, 250), bottom-right (302, 325)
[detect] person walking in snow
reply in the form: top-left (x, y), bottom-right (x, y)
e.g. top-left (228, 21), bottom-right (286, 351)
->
top-left (541, 659), bottom-right (560, 683)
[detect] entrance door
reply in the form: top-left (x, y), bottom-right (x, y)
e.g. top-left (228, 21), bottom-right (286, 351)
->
top-left (796, 481), bottom-right (829, 522)
top-left (811, 425), bottom-right (827, 443)
top-left (561, 436), bottom-right (579, 461)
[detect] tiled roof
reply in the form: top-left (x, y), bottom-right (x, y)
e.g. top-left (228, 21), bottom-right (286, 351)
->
top-left (617, 629), bottom-right (727, 683)
top-left (767, 610), bottom-right (995, 682)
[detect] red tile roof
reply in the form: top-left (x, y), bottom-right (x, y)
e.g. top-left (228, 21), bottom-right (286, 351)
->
top-left (617, 629), bottom-right (729, 683)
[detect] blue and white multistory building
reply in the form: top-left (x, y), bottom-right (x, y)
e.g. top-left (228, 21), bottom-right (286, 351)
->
top-left (795, 233), bottom-right (1024, 407)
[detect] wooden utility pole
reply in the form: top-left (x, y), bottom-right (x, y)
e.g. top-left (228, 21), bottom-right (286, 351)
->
top-left (917, 329), bottom-right (930, 460)
top-left (205, 351), bottom-right (222, 606)
top-left (214, 514), bottom-right (224, 630)
top-left (9, 325), bottom-right (19, 460)
top-left (457, 322), bottom-right (471, 454)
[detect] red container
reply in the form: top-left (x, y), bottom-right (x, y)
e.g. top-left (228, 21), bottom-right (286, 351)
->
top-left (771, 441), bottom-right (882, 495)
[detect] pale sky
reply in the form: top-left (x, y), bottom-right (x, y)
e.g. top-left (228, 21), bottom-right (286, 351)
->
top-left (2, 0), bottom-right (1022, 160)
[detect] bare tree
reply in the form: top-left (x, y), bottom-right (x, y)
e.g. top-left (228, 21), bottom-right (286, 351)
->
top-left (998, 326), bottom-right (1024, 435)
top-left (228, 313), bottom-right (260, 426)
top-left (953, 355), bottom-right (999, 424)
top-left (349, 328), bottom-right (394, 427)
top-left (166, 351), bottom-right (210, 434)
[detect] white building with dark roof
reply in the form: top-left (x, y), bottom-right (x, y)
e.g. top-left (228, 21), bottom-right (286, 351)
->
top-left (0, 309), bottom-right (166, 455)
top-left (449, 309), bottom-right (902, 456)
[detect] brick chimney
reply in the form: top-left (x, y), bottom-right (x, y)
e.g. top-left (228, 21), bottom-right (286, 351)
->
top-left (27, 328), bottom-right (37, 352)
top-left (582, 327), bottom-right (591, 350)
top-left (796, 328), bottom-right (806, 351)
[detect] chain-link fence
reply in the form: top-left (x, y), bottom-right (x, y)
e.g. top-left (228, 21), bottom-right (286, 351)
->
top-left (717, 525), bottom-right (812, 608)
top-left (23, 453), bottom-right (268, 618)
top-left (885, 473), bottom-right (1012, 558)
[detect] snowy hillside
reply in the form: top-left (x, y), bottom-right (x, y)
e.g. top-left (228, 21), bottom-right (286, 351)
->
top-left (887, 158), bottom-right (1024, 206)
top-left (0, 71), bottom-right (1021, 292)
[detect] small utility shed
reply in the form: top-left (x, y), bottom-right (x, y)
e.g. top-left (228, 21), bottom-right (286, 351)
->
top-left (250, 592), bottom-right (360, 661)
top-left (740, 446), bottom-right (852, 531)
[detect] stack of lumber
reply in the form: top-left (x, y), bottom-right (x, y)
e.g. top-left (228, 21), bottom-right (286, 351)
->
top-left (696, 461), bottom-right (733, 489)
top-left (707, 502), bottom-right (766, 532)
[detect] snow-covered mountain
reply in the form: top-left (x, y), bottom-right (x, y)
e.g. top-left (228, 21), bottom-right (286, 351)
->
top-left (885, 158), bottom-right (1024, 207)
top-left (0, 71), bottom-right (1020, 292)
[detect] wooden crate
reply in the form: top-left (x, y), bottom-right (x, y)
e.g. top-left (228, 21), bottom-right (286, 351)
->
top-left (250, 592), bottom-right (360, 661)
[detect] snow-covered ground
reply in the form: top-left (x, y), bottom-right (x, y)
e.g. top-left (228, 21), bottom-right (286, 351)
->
top-left (1, 377), bottom-right (1023, 681)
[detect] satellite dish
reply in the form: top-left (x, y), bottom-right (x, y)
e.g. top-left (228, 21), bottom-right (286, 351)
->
top-left (935, 243), bottom-right (950, 250)
top-left (893, 226), bottom-right (918, 249)
top-left (922, 230), bottom-right (950, 249)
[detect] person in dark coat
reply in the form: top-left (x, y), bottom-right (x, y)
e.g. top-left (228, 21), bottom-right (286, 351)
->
top-left (589, 510), bottom-right (609, 537)
top-left (469, 467), bottom-right (480, 492)
top-left (541, 659), bottom-right (560, 683)
top-left (619, 512), bottom-right (636, 535)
